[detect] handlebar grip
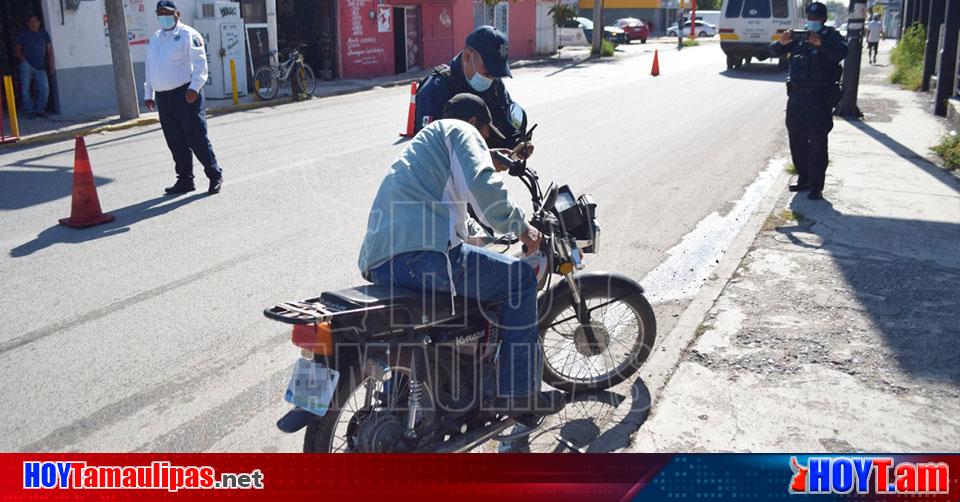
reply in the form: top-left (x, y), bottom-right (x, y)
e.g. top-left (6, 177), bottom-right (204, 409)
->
top-left (492, 151), bottom-right (520, 173)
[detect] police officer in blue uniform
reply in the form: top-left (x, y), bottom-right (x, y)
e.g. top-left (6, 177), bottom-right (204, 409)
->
top-left (144, 0), bottom-right (223, 195)
top-left (414, 26), bottom-right (521, 149)
top-left (769, 2), bottom-right (847, 201)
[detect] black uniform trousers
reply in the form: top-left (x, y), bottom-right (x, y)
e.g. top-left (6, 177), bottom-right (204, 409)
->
top-left (156, 83), bottom-right (222, 182)
top-left (786, 85), bottom-right (834, 192)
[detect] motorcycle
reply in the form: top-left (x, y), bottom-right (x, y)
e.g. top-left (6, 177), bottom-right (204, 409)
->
top-left (263, 105), bottom-right (657, 453)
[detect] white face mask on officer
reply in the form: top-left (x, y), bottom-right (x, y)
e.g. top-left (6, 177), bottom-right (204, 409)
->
top-left (466, 52), bottom-right (493, 93)
top-left (158, 14), bottom-right (177, 30)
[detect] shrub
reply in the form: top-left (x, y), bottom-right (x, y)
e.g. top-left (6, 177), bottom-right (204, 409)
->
top-left (932, 132), bottom-right (960, 171)
top-left (592, 39), bottom-right (615, 57)
top-left (891, 24), bottom-right (925, 90)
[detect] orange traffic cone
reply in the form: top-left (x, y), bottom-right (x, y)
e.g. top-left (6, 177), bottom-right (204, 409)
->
top-left (651, 49), bottom-right (660, 77)
top-left (400, 81), bottom-right (418, 137)
top-left (58, 136), bottom-right (115, 229)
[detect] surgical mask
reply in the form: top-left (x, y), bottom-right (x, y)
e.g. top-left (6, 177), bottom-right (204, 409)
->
top-left (467, 59), bottom-right (493, 93)
top-left (159, 15), bottom-right (177, 30)
top-left (805, 20), bottom-right (823, 32)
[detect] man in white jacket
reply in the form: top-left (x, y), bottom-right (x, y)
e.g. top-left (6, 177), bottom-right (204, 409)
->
top-left (144, 0), bottom-right (223, 195)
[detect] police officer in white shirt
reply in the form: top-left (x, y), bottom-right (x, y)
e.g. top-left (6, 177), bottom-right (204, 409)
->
top-left (145, 0), bottom-right (223, 195)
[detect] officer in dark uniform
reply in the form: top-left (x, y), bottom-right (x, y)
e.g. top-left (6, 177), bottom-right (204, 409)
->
top-left (769, 2), bottom-right (847, 200)
top-left (414, 26), bottom-right (522, 149)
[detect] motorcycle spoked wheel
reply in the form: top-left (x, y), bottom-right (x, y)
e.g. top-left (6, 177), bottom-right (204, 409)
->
top-left (540, 280), bottom-right (657, 393)
top-left (302, 353), bottom-right (436, 453)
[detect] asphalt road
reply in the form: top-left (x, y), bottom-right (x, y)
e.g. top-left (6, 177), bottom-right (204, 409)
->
top-left (0, 41), bottom-right (791, 452)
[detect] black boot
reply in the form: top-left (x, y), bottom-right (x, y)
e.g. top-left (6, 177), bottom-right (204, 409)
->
top-left (789, 183), bottom-right (811, 192)
top-left (208, 177), bottom-right (222, 195)
top-left (165, 179), bottom-right (196, 195)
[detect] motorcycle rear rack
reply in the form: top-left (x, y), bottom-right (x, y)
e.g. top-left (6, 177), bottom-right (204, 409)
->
top-left (263, 298), bottom-right (387, 326)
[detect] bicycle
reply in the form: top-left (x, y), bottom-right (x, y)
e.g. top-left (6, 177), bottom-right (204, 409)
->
top-left (253, 44), bottom-right (317, 100)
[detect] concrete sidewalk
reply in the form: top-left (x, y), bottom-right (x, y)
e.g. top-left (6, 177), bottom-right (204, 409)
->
top-left (631, 46), bottom-right (960, 452)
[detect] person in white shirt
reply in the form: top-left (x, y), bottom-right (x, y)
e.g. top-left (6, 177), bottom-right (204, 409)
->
top-left (144, 0), bottom-right (223, 195)
top-left (866, 14), bottom-right (884, 65)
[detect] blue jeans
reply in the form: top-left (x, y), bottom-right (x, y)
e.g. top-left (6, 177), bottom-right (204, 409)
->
top-left (19, 62), bottom-right (48, 114)
top-left (368, 244), bottom-right (542, 397)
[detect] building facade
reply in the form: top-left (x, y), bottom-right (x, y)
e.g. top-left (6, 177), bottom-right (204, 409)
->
top-left (0, 0), bottom-right (550, 116)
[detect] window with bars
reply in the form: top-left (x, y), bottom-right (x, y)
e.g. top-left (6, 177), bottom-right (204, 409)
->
top-left (473, 1), bottom-right (509, 36)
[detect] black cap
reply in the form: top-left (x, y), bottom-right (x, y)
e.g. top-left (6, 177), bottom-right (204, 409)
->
top-left (156, 0), bottom-right (177, 12)
top-left (465, 26), bottom-right (511, 78)
top-left (442, 93), bottom-right (506, 141)
top-left (806, 2), bottom-right (827, 18)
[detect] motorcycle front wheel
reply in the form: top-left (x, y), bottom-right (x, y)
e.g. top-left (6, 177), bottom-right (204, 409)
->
top-left (539, 276), bottom-right (657, 393)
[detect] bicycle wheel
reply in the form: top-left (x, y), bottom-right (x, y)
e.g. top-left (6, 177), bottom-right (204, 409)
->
top-left (294, 64), bottom-right (317, 96)
top-left (253, 66), bottom-right (280, 100)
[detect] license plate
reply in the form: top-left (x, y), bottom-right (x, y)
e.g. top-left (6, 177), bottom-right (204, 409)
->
top-left (284, 358), bottom-right (340, 417)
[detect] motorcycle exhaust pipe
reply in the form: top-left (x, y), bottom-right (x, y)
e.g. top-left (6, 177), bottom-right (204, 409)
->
top-left (420, 418), bottom-right (517, 453)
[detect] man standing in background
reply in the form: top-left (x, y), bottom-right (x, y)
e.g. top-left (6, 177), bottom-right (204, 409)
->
top-left (15, 14), bottom-right (54, 119)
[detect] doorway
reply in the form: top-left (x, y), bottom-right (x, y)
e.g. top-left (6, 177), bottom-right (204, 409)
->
top-left (1, 0), bottom-right (57, 113)
top-left (393, 6), bottom-right (420, 74)
top-left (276, 0), bottom-right (337, 80)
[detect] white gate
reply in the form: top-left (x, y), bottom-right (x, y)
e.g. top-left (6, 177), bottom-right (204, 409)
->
top-left (535, 0), bottom-right (557, 55)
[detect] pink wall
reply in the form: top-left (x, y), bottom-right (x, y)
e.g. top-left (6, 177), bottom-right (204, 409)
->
top-left (508, 0), bottom-right (537, 59)
top-left (339, 0), bottom-right (470, 79)
top-left (339, 0), bottom-right (394, 79)
top-left (451, 0), bottom-right (473, 57)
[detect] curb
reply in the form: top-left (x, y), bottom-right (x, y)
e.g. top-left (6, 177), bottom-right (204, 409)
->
top-left (635, 157), bottom-right (793, 430)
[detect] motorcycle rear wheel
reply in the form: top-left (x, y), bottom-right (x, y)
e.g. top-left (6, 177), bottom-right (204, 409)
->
top-left (540, 279), bottom-right (657, 393)
top-left (303, 355), bottom-right (435, 453)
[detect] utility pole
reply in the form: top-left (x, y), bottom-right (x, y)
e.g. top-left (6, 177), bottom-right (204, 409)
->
top-left (104, 0), bottom-right (140, 120)
top-left (836, 0), bottom-right (867, 118)
top-left (591, 0), bottom-right (603, 55)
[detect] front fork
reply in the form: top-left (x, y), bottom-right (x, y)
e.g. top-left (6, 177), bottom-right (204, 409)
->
top-left (558, 239), bottom-right (599, 345)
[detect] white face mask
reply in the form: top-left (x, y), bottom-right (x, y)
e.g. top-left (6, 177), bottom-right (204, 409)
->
top-left (159, 15), bottom-right (177, 30)
top-left (468, 58), bottom-right (493, 93)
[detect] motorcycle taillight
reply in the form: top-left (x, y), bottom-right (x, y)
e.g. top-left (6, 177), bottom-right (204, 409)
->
top-left (291, 322), bottom-right (333, 356)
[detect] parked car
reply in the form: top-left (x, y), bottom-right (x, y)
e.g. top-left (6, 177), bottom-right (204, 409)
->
top-left (666, 20), bottom-right (718, 37)
top-left (614, 17), bottom-right (650, 43)
top-left (562, 17), bottom-right (628, 45)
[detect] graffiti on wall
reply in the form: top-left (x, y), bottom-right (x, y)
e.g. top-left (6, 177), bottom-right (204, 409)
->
top-left (345, 0), bottom-right (387, 67)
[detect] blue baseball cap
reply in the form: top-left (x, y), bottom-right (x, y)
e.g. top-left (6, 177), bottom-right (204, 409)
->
top-left (156, 0), bottom-right (177, 12)
top-left (806, 2), bottom-right (827, 19)
top-left (465, 25), bottom-right (512, 78)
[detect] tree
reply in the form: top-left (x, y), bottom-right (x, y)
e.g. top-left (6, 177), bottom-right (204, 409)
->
top-left (549, 3), bottom-right (577, 27)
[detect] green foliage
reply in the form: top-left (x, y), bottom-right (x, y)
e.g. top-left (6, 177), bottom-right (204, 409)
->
top-left (891, 24), bottom-right (925, 90)
top-left (932, 133), bottom-right (960, 171)
top-left (548, 3), bottom-right (577, 27)
top-left (682, 39), bottom-right (700, 47)
top-left (592, 39), bottom-right (615, 57)
top-left (695, 0), bottom-right (721, 9)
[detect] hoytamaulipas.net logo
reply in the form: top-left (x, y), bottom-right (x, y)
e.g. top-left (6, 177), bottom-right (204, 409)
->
top-left (23, 461), bottom-right (264, 492)
top-left (789, 456), bottom-right (949, 495)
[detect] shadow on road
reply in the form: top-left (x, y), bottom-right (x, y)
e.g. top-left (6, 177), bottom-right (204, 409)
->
top-left (719, 64), bottom-right (787, 83)
top-left (543, 56), bottom-right (619, 78)
top-left (9, 193), bottom-right (207, 257)
top-left (506, 377), bottom-right (653, 453)
top-left (778, 197), bottom-right (960, 385)
top-left (0, 169), bottom-right (113, 211)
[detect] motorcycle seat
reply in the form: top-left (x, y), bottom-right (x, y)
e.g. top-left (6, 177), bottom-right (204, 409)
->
top-left (322, 284), bottom-right (480, 326)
